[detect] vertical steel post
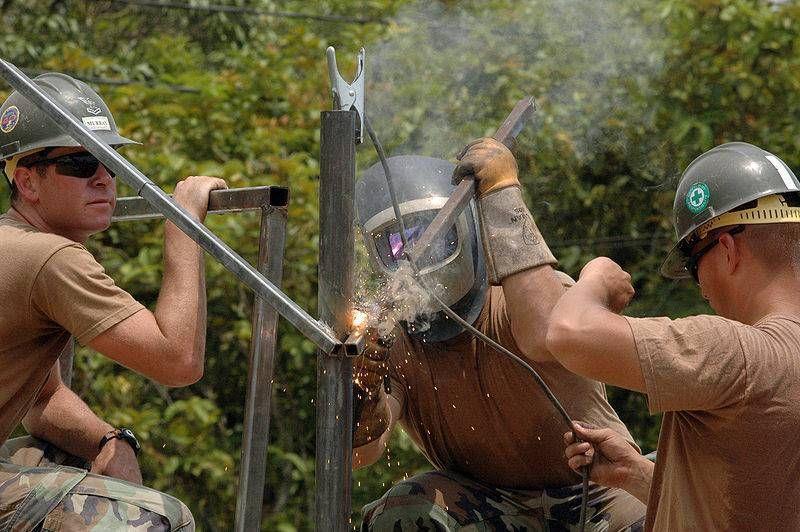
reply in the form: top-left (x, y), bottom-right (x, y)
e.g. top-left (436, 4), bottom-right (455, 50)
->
top-left (234, 199), bottom-right (288, 531)
top-left (316, 110), bottom-right (356, 531)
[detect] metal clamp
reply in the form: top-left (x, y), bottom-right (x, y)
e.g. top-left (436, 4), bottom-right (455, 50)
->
top-left (326, 46), bottom-right (365, 144)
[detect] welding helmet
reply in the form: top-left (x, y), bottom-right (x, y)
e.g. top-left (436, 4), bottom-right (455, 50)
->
top-left (661, 141), bottom-right (800, 278)
top-left (356, 155), bottom-right (487, 342)
top-left (1, 72), bottom-right (138, 184)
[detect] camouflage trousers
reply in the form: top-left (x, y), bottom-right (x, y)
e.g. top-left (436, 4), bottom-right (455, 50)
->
top-left (0, 436), bottom-right (194, 531)
top-left (361, 470), bottom-right (646, 532)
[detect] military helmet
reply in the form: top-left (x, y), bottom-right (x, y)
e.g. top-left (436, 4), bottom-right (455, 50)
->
top-left (661, 141), bottom-right (800, 278)
top-left (356, 155), bottom-right (487, 342)
top-left (0, 72), bottom-right (138, 182)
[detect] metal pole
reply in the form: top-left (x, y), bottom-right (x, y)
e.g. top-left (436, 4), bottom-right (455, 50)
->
top-left (315, 110), bottom-right (355, 531)
top-left (0, 58), bottom-right (339, 354)
top-left (234, 201), bottom-right (287, 531)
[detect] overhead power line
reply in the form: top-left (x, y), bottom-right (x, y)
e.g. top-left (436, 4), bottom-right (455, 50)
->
top-left (109, 0), bottom-right (388, 24)
top-left (17, 67), bottom-right (200, 93)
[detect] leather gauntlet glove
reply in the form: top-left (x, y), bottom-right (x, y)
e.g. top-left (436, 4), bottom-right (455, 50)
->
top-left (453, 137), bottom-right (556, 285)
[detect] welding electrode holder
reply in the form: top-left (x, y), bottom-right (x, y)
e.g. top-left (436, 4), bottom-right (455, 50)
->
top-left (326, 46), bottom-right (365, 144)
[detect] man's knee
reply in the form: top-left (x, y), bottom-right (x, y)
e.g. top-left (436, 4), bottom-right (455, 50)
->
top-left (58, 473), bottom-right (195, 531)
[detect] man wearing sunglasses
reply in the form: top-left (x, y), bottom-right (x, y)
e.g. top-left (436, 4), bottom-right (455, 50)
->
top-left (0, 72), bottom-right (225, 529)
top-left (547, 142), bottom-right (800, 530)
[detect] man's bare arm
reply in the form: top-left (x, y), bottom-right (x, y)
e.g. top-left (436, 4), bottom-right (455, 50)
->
top-left (353, 392), bottom-right (402, 469)
top-left (546, 257), bottom-right (645, 391)
top-left (22, 362), bottom-right (142, 483)
top-left (502, 265), bottom-right (566, 362)
top-left (89, 176), bottom-right (226, 387)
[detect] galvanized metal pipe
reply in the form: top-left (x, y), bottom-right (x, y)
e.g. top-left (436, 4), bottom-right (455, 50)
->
top-left (0, 58), bottom-right (339, 354)
top-left (315, 110), bottom-right (356, 531)
top-left (234, 201), bottom-right (287, 532)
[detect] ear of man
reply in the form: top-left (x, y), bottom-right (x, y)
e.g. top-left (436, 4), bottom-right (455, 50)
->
top-left (12, 166), bottom-right (43, 204)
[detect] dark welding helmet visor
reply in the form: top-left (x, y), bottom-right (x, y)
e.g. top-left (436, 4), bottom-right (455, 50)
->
top-left (372, 209), bottom-right (459, 271)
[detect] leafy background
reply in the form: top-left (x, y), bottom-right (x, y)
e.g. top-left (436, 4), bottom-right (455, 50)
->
top-left (1, 0), bottom-right (799, 529)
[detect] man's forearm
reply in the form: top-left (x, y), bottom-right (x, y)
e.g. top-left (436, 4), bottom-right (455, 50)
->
top-left (23, 380), bottom-right (112, 462)
top-left (546, 279), bottom-right (645, 391)
top-left (622, 455), bottom-right (654, 505)
top-left (154, 222), bottom-right (207, 376)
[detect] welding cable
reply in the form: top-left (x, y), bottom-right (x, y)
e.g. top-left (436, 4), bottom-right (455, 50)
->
top-left (365, 117), bottom-right (410, 249)
top-left (365, 120), bottom-right (590, 531)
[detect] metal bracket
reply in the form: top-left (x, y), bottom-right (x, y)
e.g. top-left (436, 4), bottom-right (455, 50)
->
top-left (326, 46), bottom-right (365, 144)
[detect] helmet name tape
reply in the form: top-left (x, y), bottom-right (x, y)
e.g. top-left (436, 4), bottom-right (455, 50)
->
top-left (81, 116), bottom-right (111, 131)
top-left (0, 106), bottom-right (19, 133)
top-left (685, 182), bottom-right (710, 214)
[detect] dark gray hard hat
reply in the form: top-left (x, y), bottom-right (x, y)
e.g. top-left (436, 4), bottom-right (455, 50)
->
top-left (661, 141), bottom-right (800, 278)
top-left (356, 155), bottom-right (487, 342)
top-left (0, 72), bottom-right (138, 163)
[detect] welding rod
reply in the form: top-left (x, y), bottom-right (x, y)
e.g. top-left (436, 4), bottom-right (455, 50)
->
top-left (406, 97), bottom-right (535, 264)
top-left (0, 58), bottom-right (341, 354)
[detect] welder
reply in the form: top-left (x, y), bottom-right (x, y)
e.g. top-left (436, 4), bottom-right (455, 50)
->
top-left (553, 142), bottom-right (800, 531)
top-left (352, 138), bottom-right (646, 530)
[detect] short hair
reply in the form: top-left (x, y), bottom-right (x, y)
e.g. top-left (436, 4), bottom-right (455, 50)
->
top-left (741, 223), bottom-right (800, 275)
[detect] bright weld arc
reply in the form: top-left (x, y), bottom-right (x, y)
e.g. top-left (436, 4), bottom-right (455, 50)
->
top-left (365, 116), bottom-right (590, 532)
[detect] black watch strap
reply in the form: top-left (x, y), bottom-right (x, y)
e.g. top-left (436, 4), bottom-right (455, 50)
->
top-left (99, 427), bottom-right (141, 456)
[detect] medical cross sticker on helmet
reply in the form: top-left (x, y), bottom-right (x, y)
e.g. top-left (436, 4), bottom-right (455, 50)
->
top-left (685, 182), bottom-right (710, 214)
top-left (0, 106), bottom-right (19, 133)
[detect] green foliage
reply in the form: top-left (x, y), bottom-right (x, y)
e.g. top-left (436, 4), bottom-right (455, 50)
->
top-left (2, 0), bottom-right (799, 529)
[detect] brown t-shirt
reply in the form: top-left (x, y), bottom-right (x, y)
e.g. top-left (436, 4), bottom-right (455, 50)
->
top-left (627, 313), bottom-right (800, 531)
top-left (0, 215), bottom-right (144, 444)
top-left (388, 285), bottom-right (633, 489)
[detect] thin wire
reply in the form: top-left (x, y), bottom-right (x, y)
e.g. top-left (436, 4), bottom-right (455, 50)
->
top-left (365, 118), bottom-right (589, 531)
top-left (109, 0), bottom-right (387, 24)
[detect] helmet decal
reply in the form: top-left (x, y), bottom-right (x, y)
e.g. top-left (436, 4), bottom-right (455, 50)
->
top-left (685, 182), bottom-right (710, 215)
top-left (0, 106), bottom-right (19, 133)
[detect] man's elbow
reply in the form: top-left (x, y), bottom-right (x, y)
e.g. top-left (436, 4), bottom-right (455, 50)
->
top-left (545, 317), bottom-right (587, 372)
top-left (159, 348), bottom-right (205, 387)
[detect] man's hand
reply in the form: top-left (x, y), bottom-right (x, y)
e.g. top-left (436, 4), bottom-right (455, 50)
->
top-left (91, 438), bottom-right (143, 485)
top-left (452, 137), bottom-right (519, 197)
top-left (353, 328), bottom-right (392, 448)
top-left (578, 257), bottom-right (635, 313)
top-left (173, 175), bottom-right (228, 222)
top-left (564, 422), bottom-right (652, 504)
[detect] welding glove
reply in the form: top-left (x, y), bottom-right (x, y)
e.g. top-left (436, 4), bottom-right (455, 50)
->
top-left (453, 137), bottom-right (556, 285)
top-left (352, 330), bottom-right (393, 448)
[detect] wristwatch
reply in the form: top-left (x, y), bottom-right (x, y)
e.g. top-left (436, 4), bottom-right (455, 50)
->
top-left (98, 427), bottom-right (141, 456)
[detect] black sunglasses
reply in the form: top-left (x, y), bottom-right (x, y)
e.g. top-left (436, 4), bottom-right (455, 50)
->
top-left (20, 152), bottom-right (114, 179)
top-left (685, 225), bottom-right (745, 282)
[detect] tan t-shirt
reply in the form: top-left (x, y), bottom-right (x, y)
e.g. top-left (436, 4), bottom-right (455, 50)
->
top-left (387, 286), bottom-right (633, 489)
top-left (627, 313), bottom-right (800, 531)
top-left (0, 215), bottom-right (144, 444)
